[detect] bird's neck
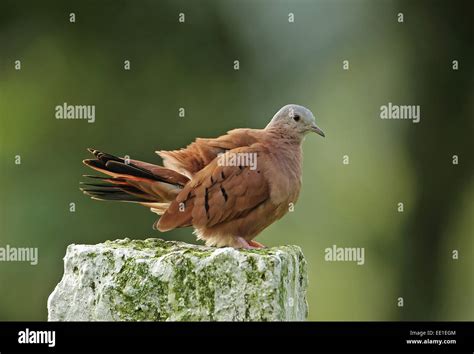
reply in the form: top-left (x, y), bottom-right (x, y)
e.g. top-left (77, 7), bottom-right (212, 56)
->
top-left (263, 128), bottom-right (303, 176)
top-left (264, 126), bottom-right (304, 146)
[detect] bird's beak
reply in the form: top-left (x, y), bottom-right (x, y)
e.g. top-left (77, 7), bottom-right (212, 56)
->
top-left (310, 123), bottom-right (325, 137)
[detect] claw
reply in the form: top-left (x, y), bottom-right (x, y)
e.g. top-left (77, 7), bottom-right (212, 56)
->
top-left (248, 240), bottom-right (265, 249)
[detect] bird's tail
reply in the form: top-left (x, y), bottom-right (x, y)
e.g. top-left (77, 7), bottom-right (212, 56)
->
top-left (81, 148), bottom-right (190, 215)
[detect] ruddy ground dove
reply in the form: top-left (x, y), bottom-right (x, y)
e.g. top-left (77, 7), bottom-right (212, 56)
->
top-left (82, 104), bottom-right (325, 248)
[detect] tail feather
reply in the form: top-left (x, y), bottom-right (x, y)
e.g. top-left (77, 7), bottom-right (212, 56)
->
top-left (82, 189), bottom-right (152, 203)
top-left (83, 159), bottom-right (159, 182)
top-left (81, 148), bottom-right (189, 207)
top-left (80, 182), bottom-right (157, 202)
top-left (103, 160), bottom-right (160, 181)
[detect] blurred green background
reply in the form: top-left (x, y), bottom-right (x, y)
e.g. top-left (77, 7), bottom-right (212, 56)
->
top-left (0, 0), bottom-right (472, 321)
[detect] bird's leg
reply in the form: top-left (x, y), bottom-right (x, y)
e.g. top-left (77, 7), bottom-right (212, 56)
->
top-left (248, 240), bottom-right (266, 249)
top-left (235, 237), bottom-right (258, 249)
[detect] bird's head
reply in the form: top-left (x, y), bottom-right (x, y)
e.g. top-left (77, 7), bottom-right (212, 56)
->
top-left (266, 104), bottom-right (325, 138)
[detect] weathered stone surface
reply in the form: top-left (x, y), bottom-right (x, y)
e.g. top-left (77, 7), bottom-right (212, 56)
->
top-left (47, 238), bottom-right (308, 321)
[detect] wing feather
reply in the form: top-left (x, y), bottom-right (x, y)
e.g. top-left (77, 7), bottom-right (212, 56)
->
top-left (157, 146), bottom-right (269, 232)
top-left (156, 129), bottom-right (261, 177)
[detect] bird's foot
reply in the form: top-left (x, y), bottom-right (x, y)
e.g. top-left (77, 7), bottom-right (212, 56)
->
top-left (248, 240), bottom-right (266, 249)
top-left (236, 237), bottom-right (265, 249)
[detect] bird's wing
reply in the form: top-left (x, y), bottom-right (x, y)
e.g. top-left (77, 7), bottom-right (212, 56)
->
top-left (156, 128), bottom-right (261, 177)
top-left (156, 145), bottom-right (270, 231)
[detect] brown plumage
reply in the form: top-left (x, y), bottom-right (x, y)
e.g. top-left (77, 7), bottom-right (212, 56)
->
top-left (81, 104), bottom-right (325, 249)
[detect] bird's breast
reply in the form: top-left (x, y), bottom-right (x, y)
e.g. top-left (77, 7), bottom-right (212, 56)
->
top-left (265, 146), bottom-right (302, 206)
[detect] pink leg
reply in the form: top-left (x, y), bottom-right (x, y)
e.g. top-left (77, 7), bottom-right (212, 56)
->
top-left (235, 237), bottom-right (258, 249)
top-left (248, 240), bottom-right (265, 249)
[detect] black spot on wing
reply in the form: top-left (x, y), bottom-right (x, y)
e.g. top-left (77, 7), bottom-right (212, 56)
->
top-left (204, 187), bottom-right (210, 219)
top-left (220, 186), bottom-right (228, 202)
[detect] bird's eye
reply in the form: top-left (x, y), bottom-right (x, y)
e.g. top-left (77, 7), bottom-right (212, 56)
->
top-left (293, 115), bottom-right (300, 122)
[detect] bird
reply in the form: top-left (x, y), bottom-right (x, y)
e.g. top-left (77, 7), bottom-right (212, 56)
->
top-left (81, 104), bottom-right (325, 249)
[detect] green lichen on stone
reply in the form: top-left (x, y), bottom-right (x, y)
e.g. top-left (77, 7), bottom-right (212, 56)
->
top-left (48, 238), bottom-right (308, 321)
top-left (110, 258), bottom-right (169, 321)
